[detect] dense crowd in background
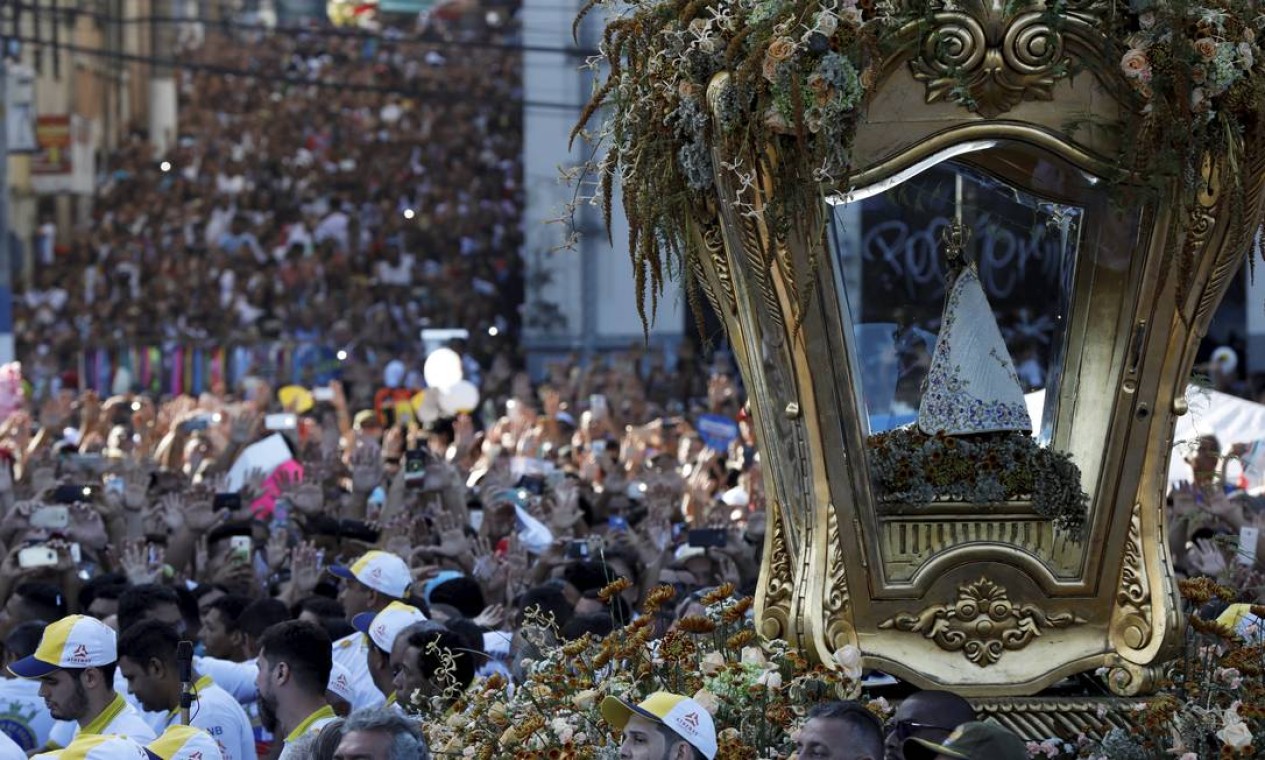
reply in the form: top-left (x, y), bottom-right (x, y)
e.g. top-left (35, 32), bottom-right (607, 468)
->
top-left (2, 3), bottom-right (1265, 760)
top-left (13, 5), bottom-right (524, 398)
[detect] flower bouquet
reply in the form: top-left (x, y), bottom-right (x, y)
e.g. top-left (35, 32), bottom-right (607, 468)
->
top-left (423, 581), bottom-right (883, 758)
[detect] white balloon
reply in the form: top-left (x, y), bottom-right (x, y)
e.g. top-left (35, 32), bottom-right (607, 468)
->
top-left (439, 380), bottom-right (480, 415)
top-left (423, 348), bottom-right (463, 391)
top-left (418, 391), bottom-right (442, 424)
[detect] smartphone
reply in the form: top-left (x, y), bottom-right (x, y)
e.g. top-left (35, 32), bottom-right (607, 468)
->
top-left (30, 506), bottom-right (70, 530)
top-left (688, 529), bottom-right (728, 548)
top-left (265, 413), bottom-right (298, 432)
top-left (69, 543), bottom-right (81, 564)
top-left (179, 415), bottom-right (214, 434)
top-left (1238, 526), bottom-right (1260, 566)
top-left (17, 546), bottom-right (59, 569)
top-left (566, 540), bottom-right (590, 560)
top-left (468, 508), bottom-right (484, 532)
top-left (63, 454), bottom-right (105, 474)
top-left (404, 449), bottom-right (431, 489)
top-left (52, 484), bottom-right (94, 505)
top-left (229, 535), bottom-right (253, 563)
top-left (214, 493), bottom-right (243, 512)
top-left (313, 387), bottom-right (335, 402)
top-left (518, 475), bottom-right (546, 496)
top-left (609, 515), bottom-right (628, 533)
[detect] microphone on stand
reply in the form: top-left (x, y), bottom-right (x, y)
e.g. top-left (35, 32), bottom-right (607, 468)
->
top-left (177, 641), bottom-right (194, 726)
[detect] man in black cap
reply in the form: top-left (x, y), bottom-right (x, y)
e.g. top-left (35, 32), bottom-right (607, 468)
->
top-left (902, 721), bottom-right (1027, 760)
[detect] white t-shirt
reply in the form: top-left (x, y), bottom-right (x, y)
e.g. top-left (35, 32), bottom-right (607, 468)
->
top-left (155, 677), bottom-right (257, 760)
top-left (0, 677), bottom-right (53, 752)
top-left (193, 657), bottom-right (260, 704)
top-left (47, 693), bottom-right (157, 749)
top-left (0, 731), bottom-right (23, 760)
top-left (276, 707), bottom-right (338, 760)
top-left (331, 633), bottom-right (386, 710)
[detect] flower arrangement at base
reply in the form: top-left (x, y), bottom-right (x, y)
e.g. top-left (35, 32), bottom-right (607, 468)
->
top-left (1012, 577), bottom-right (1265, 759)
top-left (422, 581), bottom-right (886, 758)
top-left (866, 427), bottom-right (1090, 536)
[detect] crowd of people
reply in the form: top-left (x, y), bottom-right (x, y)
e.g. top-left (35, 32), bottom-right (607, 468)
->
top-left (0, 337), bottom-right (1061, 759)
top-left (13, 8), bottom-right (524, 399)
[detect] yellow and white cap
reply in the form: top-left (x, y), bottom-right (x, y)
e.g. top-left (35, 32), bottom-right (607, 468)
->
top-left (10, 615), bottom-right (117, 678)
top-left (33, 733), bottom-right (155, 760)
top-left (327, 661), bottom-right (356, 706)
top-left (329, 550), bottom-right (411, 599)
top-left (601, 691), bottom-right (717, 760)
top-left (353, 601), bottom-right (428, 652)
top-left (147, 725), bottom-right (226, 760)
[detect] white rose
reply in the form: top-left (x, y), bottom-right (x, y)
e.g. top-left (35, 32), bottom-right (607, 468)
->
top-left (815, 11), bottom-right (838, 37)
top-left (701, 651), bottom-right (726, 675)
top-left (741, 646), bottom-right (767, 666)
top-left (692, 688), bottom-right (721, 714)
top-left (757, 670), bottom-right (784, 690)
top-left (833, 645), bottom-right (863, 680)
top-left (1218, 721), bottom-right (1253, 749)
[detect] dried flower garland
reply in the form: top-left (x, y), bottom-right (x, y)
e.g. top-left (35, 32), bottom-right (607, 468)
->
top-left (573, 0), bottom-right (1265, 322)
top-left (867, 427), bottom-right (1090, 536)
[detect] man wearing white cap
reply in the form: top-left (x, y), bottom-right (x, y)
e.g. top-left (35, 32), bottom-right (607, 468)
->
top-left (325, 662), bottom-right (355, 717)
top-left (601, 691), bottom-right (717, 760)
top-left (327, 550), bottom-right (412, 710)
top-left (9, 615), bottom-right (156, 751)
top-left (32, 733), bottom-right (153, 760)
top-left (148, 724), bottom-right (228, 760)
top-left (351, 601), bottom-right (428, 710)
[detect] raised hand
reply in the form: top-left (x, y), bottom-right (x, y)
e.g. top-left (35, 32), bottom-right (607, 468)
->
top-left (266, 528), bottom-right (291, 572)
top-left (548, 479), bottom-right (584, 535)
top-left (123, 469), bottom-right (150, 512)
top-left (472, 603), bottom-right (506, 630)
top-left (67, 503), bottom-right (109, 551)
top-left (350, 444), bottom-right (381, 493)
top-left (277, 471), bottom-right (324, 517)
top-left (121, 539), bottom-right (166, 585)
top-left (288, 541), bottom-right (323, 597)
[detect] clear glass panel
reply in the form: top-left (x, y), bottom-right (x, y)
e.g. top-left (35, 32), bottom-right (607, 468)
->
top-left (826, 151), bottom-right (1082, 445)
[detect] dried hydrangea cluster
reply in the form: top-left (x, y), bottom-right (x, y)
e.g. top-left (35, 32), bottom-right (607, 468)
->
top-left (866, 427), bottom-right (1089, 535)
top-left (571, 0), bottom-right (889, 324)
top-left (421, 582), bottom-right (881, 759)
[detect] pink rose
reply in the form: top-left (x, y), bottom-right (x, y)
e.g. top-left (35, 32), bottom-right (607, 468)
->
top-left (1121, 48), bottom-right (1151, 81)
top-left (1194, 37), bottom-right (1218, 61)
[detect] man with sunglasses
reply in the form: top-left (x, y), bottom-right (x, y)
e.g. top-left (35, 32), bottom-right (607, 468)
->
top-left (883, 690), bottom-right (975, 760)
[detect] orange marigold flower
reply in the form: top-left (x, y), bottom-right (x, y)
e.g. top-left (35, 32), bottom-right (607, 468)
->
top-left (677, 615), bottom-right (718, 634)
top-left (563, 635), bottom-right (593, 657)
top-left (599, 577), bottom-right (634, 602)
top-left (726, 629), bottom-right (756, 649)
top-left (722, 597), bottom-right (754, 623)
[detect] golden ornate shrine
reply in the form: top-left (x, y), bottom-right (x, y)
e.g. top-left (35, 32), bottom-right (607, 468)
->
top-left (680, 0), bottom-right (1265, 701)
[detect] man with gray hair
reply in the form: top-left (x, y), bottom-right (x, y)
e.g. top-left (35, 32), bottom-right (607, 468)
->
top-left (333, 707), bottom-right (429, 760)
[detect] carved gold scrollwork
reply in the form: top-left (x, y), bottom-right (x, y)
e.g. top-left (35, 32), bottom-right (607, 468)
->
top-left (1112, 503), bottom-right (1153, 652)
top-left (1105, 658), bottom-right (1163, 697)
top-left (879, 578), bottom-right (1086, 666)
top-left (697, 220), bottom-right (737, 316)
top-left (823, 507), bottom-right (855, 650)
top-left (757, 500), bottom-right (795, 641)
top-left (909, 0), bottom-right (1074, 118)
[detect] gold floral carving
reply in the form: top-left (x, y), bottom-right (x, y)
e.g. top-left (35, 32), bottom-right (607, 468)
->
top-left (879, 577), bottom-right (1086, 666)
top-left (697, 220), bottom-right (736, 316)
top-left (1112, 503), bottom-right (1153, 652)
top-left (823, 507), bottom-right (855, 649)
top-left (907, 0), bottom-right (1098, 118)
top-left (757, 500), bottom-right (795, 642)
